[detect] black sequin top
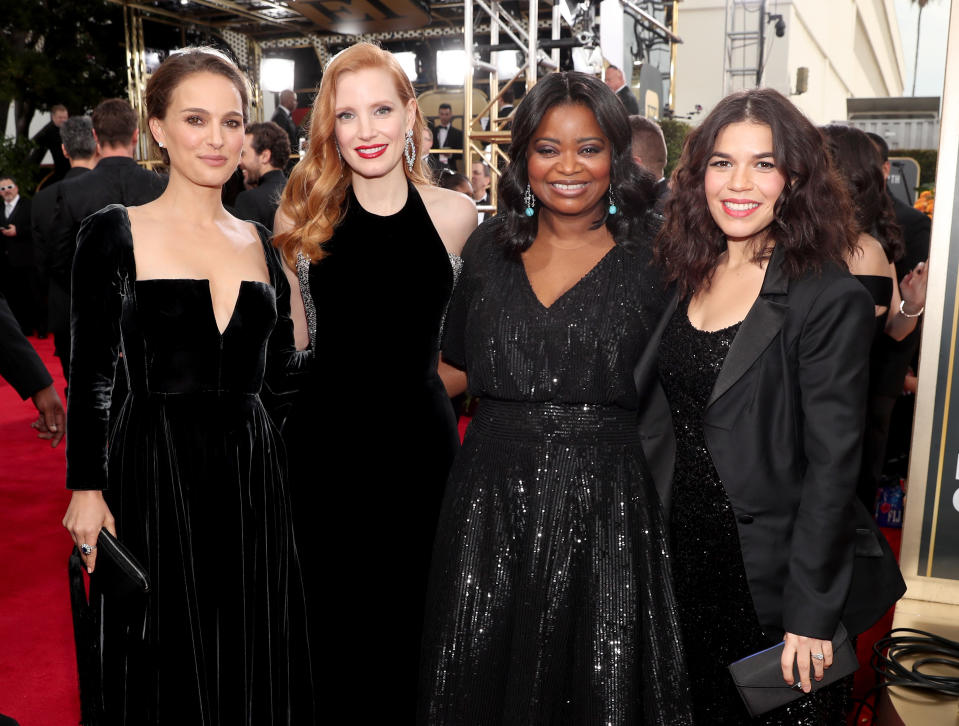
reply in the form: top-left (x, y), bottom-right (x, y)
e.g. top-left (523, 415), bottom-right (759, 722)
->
top-left (658, 300), bottom-right (851, 725)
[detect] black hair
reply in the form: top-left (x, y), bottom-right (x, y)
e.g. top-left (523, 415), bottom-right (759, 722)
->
top-left (497, 71), bottom-right (657, 256)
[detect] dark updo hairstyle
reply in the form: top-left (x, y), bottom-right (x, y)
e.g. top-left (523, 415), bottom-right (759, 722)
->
top-left (820, 124), bottom-right (904, 264)
top-left (657, 88), bottom-right (858, 297)
top-left (145, 47), bottom-right (251, 165)
top-left (497, 71), bottom-right (658, 256)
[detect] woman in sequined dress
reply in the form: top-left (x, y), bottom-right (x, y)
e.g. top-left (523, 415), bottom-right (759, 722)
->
top-left (419, 72), bottom-right (692, 725)
top-left (273, 43), bottom-right (476, 717)
top-left (637, 88), bottom-right (905, 724)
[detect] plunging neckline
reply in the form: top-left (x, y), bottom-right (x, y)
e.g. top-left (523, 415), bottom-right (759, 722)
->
top-left (122, 206), bottom-right (271, 337)
top-left (521, 245), bottom-right (618, 311)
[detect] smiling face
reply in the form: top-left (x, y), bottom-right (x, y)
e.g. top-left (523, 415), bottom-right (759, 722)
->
top-left (0, 178), bottom-right (17, 203)
top-left (526, 103), bottom-right (611, 221)
top-left (239, 132), bottom-right (265, 184)
top-left (334, 67), bottom-right (415, 182)
top-left (704, 121), bottom-right (786, 246)
top-left (149, 71), bottom-right (245, 188)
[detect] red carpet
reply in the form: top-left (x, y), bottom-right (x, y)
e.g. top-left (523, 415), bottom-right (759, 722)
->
top-left (0, 338), bottom-right (901, 725)
top-left (0, 336), bottom-right (79, 724)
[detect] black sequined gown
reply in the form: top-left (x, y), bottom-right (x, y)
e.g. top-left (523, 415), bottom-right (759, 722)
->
top-left (420, 219), bottom-right (692, 726)
top-left (65, 205), bottom-right (314, 725)
top-left (658, 300), bottom-right (849, 725)
top-left (284, 183), bottom-right (461, 718)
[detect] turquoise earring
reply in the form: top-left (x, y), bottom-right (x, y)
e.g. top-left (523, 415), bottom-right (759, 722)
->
top-left (607, 188), bottom-right (618, 215)
top-left (524, 184), bottom-right (536, 217)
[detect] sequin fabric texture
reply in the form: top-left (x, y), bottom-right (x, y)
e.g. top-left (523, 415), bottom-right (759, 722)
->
top-left (658, 301), bottom-right (850, 725)
top-left (420, 219), bottom-right (693, 726)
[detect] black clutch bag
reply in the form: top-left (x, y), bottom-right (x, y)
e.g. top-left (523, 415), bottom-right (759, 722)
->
top-left (89, 529), bottom-right (151, 598)
top-left (727, 623), bottom-right (859, 718)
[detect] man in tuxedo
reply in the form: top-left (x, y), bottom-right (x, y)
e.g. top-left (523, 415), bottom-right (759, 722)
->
top-left (32, 116), bottom-right (97, 378)
top-left (235, 121), bottom-right (290, 232)
top-left (271, 89), bottom-right (299, 152)
top-left (0, 290), bottom-right (65, 447)
top-left (629, 115), bottom-right (669, 205)
top-left (430, 104), bottom-right (463, 172)
top-left (31, 104), bottom-right (71, 183)
top-left (52, 98), bottom-right (167, 380)
top-left (605, 66), bottom-right (640, 115)
top-left (0, 176), bottom-right (37, 335)
top-left (470, 160), bottom-right (492, 224)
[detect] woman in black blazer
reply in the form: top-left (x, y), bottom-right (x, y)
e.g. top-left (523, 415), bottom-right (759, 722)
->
top-left (638, 88), bottom-right (905, 723)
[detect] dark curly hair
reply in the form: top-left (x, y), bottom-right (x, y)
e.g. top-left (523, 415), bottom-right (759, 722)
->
top-left (496, 71), bottom-right (657, 256)
top-left (656, 88), bottom-right (857, 296)
top-left (820, 124), bottom-right (904, 263)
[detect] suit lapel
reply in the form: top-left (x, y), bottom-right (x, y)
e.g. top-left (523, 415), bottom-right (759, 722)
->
top-left (706, 244), bottom-right (789, 409)
top-left (634, 291), bottom-right (679, 398)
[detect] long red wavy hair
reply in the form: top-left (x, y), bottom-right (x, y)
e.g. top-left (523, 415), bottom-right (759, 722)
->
top-left (275, 42), bottom-right (431, 264)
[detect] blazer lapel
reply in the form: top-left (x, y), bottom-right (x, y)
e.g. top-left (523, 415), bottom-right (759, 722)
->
top-left (706, 244), bottom-right (789, 409)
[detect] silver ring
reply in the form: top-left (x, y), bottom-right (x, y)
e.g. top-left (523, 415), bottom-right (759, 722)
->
top-left (811, 653), bottom-right (825, 661)
top-left (80, 543), bottom-right (96, 556)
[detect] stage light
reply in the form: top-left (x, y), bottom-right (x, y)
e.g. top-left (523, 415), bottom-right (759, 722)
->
top-left (261, 58), bottom-right (295, 93)
top-left (436, 49), bottom-right (467, 86)
top-left (495, 50), bottom-right (520, 80)
top-left (393, 52), bottom-right (417, 82)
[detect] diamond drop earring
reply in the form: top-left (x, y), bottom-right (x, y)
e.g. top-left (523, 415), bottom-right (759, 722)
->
top-left (403, 129), bottom-right (416, 173)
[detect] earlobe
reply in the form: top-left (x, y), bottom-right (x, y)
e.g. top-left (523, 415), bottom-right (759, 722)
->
top-left (148, 118), bottom-right (163, 147)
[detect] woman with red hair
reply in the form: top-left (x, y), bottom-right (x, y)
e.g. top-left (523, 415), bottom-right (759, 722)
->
top-left (274, 42), bottom-right (476, 714)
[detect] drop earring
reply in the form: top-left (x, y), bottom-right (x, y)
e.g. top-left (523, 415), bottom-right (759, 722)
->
top-left (607, 187), bottom-right (618, 215)
top-left (524, 184), bottom-right (536, 217)
top-left (403, 129), bottom-right (416, 173)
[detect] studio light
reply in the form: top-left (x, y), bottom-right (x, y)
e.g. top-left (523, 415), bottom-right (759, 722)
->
top-left (393, 51), bottom-right (418, 83)
top-left (261, 57), bottom-right (295, 93)
top-left (436, 49), bottom-right (467, 86)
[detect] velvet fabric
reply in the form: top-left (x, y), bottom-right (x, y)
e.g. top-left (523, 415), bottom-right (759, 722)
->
top-left (65, 204), bottom-right (314, 725)
top-left (284, 183), bottom-right (460, 718)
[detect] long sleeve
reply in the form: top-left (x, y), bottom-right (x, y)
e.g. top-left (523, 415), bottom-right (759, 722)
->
top-left (64, 207), bottom-right (127, 491)
top-left (782, 276), bottom-right (874, 638)
top-left (0, 291), bottom-right (53, 399)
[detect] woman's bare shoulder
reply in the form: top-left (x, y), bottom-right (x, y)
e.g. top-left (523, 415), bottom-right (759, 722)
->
top-left (416, 184), bottom-right (476, 256)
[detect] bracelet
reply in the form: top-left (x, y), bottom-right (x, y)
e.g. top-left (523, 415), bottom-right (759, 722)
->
top-left (899, 299), bottom-right (924, 318)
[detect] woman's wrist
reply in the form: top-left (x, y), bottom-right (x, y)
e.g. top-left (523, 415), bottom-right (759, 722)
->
top-left (899, 299), bottom-right (924, 318)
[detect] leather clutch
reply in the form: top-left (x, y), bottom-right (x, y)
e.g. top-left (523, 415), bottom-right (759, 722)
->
top-left (727, 623), bottom-right (858, 718)
top-left (90, 529), bottom-right (151, 598)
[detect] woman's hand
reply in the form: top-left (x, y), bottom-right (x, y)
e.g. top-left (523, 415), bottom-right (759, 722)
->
top-left (899, 260), bottom-right (928, 315)
top-left (781, 632), bottom-right (833, 692)
top-left (62, 490), bottom-right (116, 573)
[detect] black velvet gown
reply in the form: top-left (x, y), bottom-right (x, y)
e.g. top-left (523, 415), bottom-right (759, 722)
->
top-left (284, 183), bottom-right (460, 717)
top-left (420, 218), bottom-right (692, 725)
top-left (65, 205), bottom-right (314, 725)
top-left (659, 300), bottom-right (849, 725)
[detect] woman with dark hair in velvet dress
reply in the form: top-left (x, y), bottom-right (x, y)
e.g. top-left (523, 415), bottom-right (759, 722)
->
top-left (419, 71), bottom-right (692, 725)
top-left (640, 88), bottom-right (905, 724)
top-left (273, 42), bottom-right (476, 716)
top-left (820, 124), bottom-right (928, 511)
top-left (61, 49), bottom-right (314, 724)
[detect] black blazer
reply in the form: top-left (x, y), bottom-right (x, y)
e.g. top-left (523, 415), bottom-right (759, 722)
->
top-left (0, 290), bottom-right (51, 399)
top-left (636, 245), bottom-right (906, 640)
top-left (233, 169), bottom-right (287, 233)
top-left (32, 166), bottom-right (90, 279)
top-left (1, 197), bottom-right (33, 267)
top-left (51, 157), bottom-right (166, 289)
top-left (430, 123), bottom-right (463, 171)
top-left (617, 86), bottom-right (640, 115)
top-left (271, 107), bottom-right (299, 150)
